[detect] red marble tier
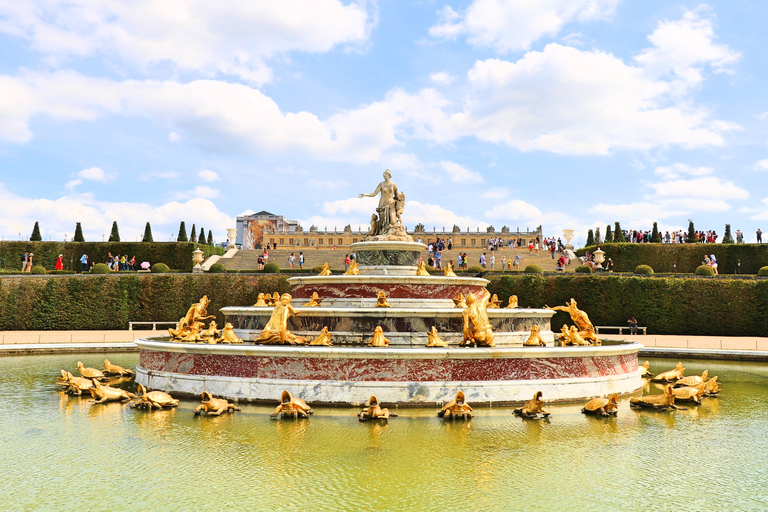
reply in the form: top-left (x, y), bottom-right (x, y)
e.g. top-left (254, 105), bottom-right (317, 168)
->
top-left (290, 282), bottom-right (486, 300)
top-left (140, 350), bottom-right (637, 382)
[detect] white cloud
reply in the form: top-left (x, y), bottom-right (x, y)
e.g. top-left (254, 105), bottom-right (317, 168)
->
top-left (403, 201), bottom-right (487, 231)
top-left (439, 160), bottom-right (484, 183)
top-left (0, 1), bottom-right (372, 84)
top-left (198, 170), bottom-right (220, 182)
top-left (140, 171), bottom-right (180, 181)
top-left (484, 199), bottom-right (543, 222)
top-left (429, 71), bottom-right (456, 86)
top-left (753, 159), bottom-right (768, 172)
top-left (169, 186), bottom-right (220, 200)
top-left (309, 178), bottom-right (347, 190)
top-left (653, 163), bottom-right (714, 179)
top-left (168, 132), bottom-right (181, 143)
top-left (64, 166), bottom-right (112, 190)
top-left (480, 187), bottom-right (509, 200)
top-left (648, 176), bottom-right (748, 200)
top-left (429, 0), bottom-right (619, 53)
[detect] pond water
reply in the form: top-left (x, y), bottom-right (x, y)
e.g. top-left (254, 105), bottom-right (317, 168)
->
top-left (2, 353), bottom-right (768, 511)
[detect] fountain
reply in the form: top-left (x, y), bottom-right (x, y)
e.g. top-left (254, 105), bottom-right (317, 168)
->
top-left (135, 170), bottom-right (642, 405)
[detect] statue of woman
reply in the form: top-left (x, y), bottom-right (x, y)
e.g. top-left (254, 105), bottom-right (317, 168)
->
top-left (359, 169), bottom-right (398, 235)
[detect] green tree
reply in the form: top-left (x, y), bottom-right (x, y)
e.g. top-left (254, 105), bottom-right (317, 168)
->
top-left (207, 229), bottom-right (213, 246)
top-left (650, 222), bottom-right (662, 243)
top-left (722, 224), bottom-right (734, 244)
top-left (74, 222), bottom-right (85, 242)
top-left (686, 220), bottom-right (697, 243)
top-left (177, 221), bottom-right (188, 242)
top-left (108, 221), bottom-right (120, 242)
top-left (604, 225), bottom-right (613, 243)
top-left (190, 224), bottom-right (197, 242)
top-left (198, 227), bottom-right (206, 245)
top-left (30, 221), bottom-right (42, 241)
top-left (595, 227), bottom-right (602, 244)
top-left (586, 229), bottom-right (595, 247)
top-left (614, 222), bottom-right (625, 242)
top-left (142, 222), bottom-right (154, 243)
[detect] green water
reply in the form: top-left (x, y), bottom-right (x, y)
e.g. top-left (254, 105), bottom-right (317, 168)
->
top-left (2, 353), bottom-right (768, 511)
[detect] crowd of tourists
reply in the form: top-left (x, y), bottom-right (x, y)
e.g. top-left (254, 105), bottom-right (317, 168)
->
top-left (616, 228), bottom-right (761, 244)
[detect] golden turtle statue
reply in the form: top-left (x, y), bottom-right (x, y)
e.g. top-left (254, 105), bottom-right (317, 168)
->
top-left (368, 326), bottom-right (390, 347)
top-left (77, 361), bottom-right (106, 381)
top-left (131, 384), bottom-right (179, 410)
top-left (640, 361), bottom-right (654, 378)
top-left (674, 370), bottom-right (708, 388)
top-left (89, 379), bottom-right (136, 404)
top-left (437, 391), bottom-right (473, 419)
top-left (426, 326), bottom-right (448, 347)
top-left (651, 362), bottom-right (685, 383)
top-left (505, 295), bottom-right (518, 309)
top-left (452, 293), bottom-right (467, 308)
top-left (271, 390), bottom-right (313, 419)
top-left (373, 291), bottom-right (391, 308)
top-left (194, 391), bottom-right (241, 416)
top-left (523, 325), bottom-right (546, 346)
top-left (582, 393), bottom-right (618, 416)
top-left (358, 395), bottom-right (397, 421)
top-left (672, 386), bottom-right (705, 404)
top-left (253, 293), bottom-right (268, 307)
top-left (701, 376), bottom-right (721, 395)
top-left (102, 359), bottom-right (134, 377)
top-left (629, 385), bottom-right (687, 411)
top-left (58, 370), bottom-right (95, 395)
top-left (308, 327), bottom-right (333, 346)
top-left (303, 292), bottom-right (322, 307)
top-left (513, 391), bottom-right (550, 419)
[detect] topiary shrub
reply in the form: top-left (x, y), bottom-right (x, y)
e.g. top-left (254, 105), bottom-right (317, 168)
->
top-left (524, 264), bottom-right (543, 273)
top-left (151, 263), bottom-right (170, 273)
top-left (91, 263), bottom-right (111, 274)
top-left (312, 265), bottom-right (325, 273)
top-left (575, 265), bottom-right (592, 273)
top-left (466, 265), bottom-right (484, 274)
top-left (634, 264), bottom-right (654, 274)
top-left (758, 266), bottom-right (768, 276)
top-left (262, 262), bottom-right (280, 274)
top-left (30, 265), bottom-right (47, 274)
top-left (695, 265), bottom-right (715, 276)
top-left (207, 262), bottom-right (226, 273)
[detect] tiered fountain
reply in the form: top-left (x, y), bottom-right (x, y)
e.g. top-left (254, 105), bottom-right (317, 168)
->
top-left (135, 171), bottom-right (642, 405)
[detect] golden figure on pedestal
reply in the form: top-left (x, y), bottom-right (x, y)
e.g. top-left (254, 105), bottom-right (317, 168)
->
top-left (358, 396), bottom-right (397, 421)
top-left (582, 394), bottom-right (618, 416)
top-left (318, 262), bottom-right (332, 276)
top-left (651, 362), bottom-right (685, 383)
top-left (194, 392), bottom-right (241, 416)
top-left (545, 298), bottom-right (599, 345)
top-left (169, 295), bottom-right (215, 340)
top-left (308, 327), bottom-right (333, 346)
top-left (256, 293), bottom-right (306, 345)
top-left (524, 325), bottom-right (546, 346)
top-left (416, 261), bottom-right (430, 276)
top-left (630, 385), bottom-right (687, 411)
top-left (505, 295), bottom-right (518, 309)
top-left (131, 384), bottom-right (179, 410)
top-left (253, 293), bottom-right (268, 307)
top-left (488, 294), bottom-right (502, 308)
top-left (271, 390), bottom-right (313, 418)
top-left (368, 326), bottom-right (390, 347)
top-left (426, 326), bottom-right (448, 347)
top-left (358, 169), bottom-right (413, 242)
top-left (444, 262), bottom-right (456, 277)
top-left (437, 391), bottom-right (473, 419)
top-left (303, 292), bottom-right (322, 307)
top-left (461, 292), bottom-right (495, 347)
top-left (374, 291), bottom-right (391, 308)
top-left (453, 293), bottom-right (467, 308)
top-left (102, 359), bottom-right (134, 377)
top-left (513, 391), bottom-right (550, 419)
top-left (217, 323), bottom-right (243, 344)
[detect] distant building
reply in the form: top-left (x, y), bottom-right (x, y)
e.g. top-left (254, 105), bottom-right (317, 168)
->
top-left (236, 211), bottom-right (299, 249)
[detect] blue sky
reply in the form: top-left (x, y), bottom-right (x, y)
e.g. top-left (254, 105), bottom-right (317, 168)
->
top-left (1, 0), bottom-right (768, 244)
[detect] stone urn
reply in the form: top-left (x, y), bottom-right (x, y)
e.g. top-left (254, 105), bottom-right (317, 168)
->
top-left (226, 228), bottom-right (237, 249)
top-left (593, 247), bottom-right (605, 269)
top-left (192, 247), bottom-right (204, 274)
top-left (563, 229), bottom-right (575, 250)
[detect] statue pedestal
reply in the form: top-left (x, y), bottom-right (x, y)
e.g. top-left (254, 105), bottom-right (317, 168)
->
top-left (350, 241), bottom-right (427, 275)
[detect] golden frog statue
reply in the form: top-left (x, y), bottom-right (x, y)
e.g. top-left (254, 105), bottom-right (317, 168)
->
top-left (271, 390), bottom-right (313, 419)
top-left (566, 325), bottom-right (590, 346)
top-left (373, 291), bottom-right (391, 308)
top-left (253, 293), bottom-right (268, 307)
top-left (487, 294), bottom-right (502, 309)
top-left (514, 391), bottom-right (550, 419)
top-left (415, 261), bottom-right (430, 276)
top-left (131, 384), bottom-right (179, 410)
top-left (318, 262), bottom-right (332, 276)
top-left (368, 326), bottom-right (390, 347)
top-left (77, 361), bottom-right (106, 381)
top-left (437, 391), bottom-right (473, 419)
top-left (581, 393), bottom-right (618, 416)
top-left (58, 370), bottom-right (95, 396)
top-left (268, 292), bottom-right (280, 306)
top-left (523, 325), bottom-right (546, 346)
top-left (89, 379), bottom-right (136, 404)
top-left (169, 295), bottom-right (215, 340)
top-left (461, 292), bottom-right (495, 347)
top-left (545, 298), bottom-right (599, 345)
top-left (308, 327), bottom-right (333, 346)
top-left (358, 395), bottom-right (397, 421)
top-left (672, 386), bottom-right (705, 404)
top-left (102, 359), bottom-right (134, 377)
top-left (194, 391), bottom-right (242, 416)
top-left (215, 323), bottom-right (243, 344)
top-left (180, 322), bottom-right (203, 342)
top-left (651, 362), bottom-right (685, 383)
top-left (630, 385), bottom-right (687, 411)
top-left (505, 295), bottom-right (518, 309)
top-left (674, 370), bottom-right (708, 388)
top-left (426, 326), bottom-right (448, 347)
top-left (443, 262), bottom-right (456, 277)
top-left (303, 292), bottom-right (322, 307)
top-left (201, 321), bottom-right (220, 343)
top-left (344, 261), bottom-right (360, 275)
top-left (256, 293), bottom-right (307, 345)
top-left (640, 361), bottom-right (654, 378)
top-left (452, 293), bottom-right (467, 308)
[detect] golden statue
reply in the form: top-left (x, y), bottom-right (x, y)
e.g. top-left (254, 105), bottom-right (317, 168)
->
top-left (426, 326), bottom-right (448, 347)
top-left (89, 380), bottom-right (136, 404)
top-left (444, 262), bottom-right (456, 277)
top-left (651, 362), bottom-right (685, 383)
top-left (58, 370), bottom-right (95, 395)
top-left (640, 361), bottom-right (654, 378)
top-left (264, 293), bottom-right (274, 307)
top-left (544, 298), bottom-right (599, 344)
top-left (513, 391), bottom-right (550, 418)
top-left (217, 323), bottom-right (243, 344)
top-left (358, 169), bottom-right (413, 242)
top-left (629, 385), bottom-right (687, 411)
top-left (701, 376), bottom-right (721, 395)
top-left (256, 293), bottom-right (306, 345)
top-left (271, 292), bottom-right (280, 305)
top-left (169, 295), bottom-right (215, 340)
top-left (201, 321), bottom-right (219, 342)
top-left (671, 386), bottom-right (705, 404)
top-left (180, 322), bottom-right (203, 342)
top-left (253, 293), bottom-right (268, 307)
top-left (344, 261), bottom-right (360, 275)
top-left (505, 295), bottom-right (518, 309)
top-left (102, 359), bottom-right (134, 377)
top-left (358, 396), bottom-right (397, 421)
top-left (488, 294), bottom-right (502, 308)
top-left (368, 326), bottom-right (390, 347)
top-left (194, 392), bottom-right (242, 416)
top-left (674, 370), bottom-right (708, 388)
top-left (416, 260), bottom-right (430, 276)
top-left (77, 361), bottom-right (105, 381)
top-left (303, 292), bottom-right (322, 307)
top-left (318, 262), bottom-right (332, 276)
top-left (461, 292), bottom-right (495, 347)
top-left (437, 391), bottom-right (473, 419)
top-left (453, 293), bottom-right (467, 308)
top-left (524, 325), bottom-right (546, 346)
top-left (565, 325), bottom-right (590, 346)
top-left (271, 390), bottom-right (313, 419)
top-left (581, 393), bottom-right (618, 416)
top-left (131, 384), bottom-right (179, 410)
top-left (374, 291), bottom-right (391, 308)
top-left (308, 327), bottom-right (333, 346)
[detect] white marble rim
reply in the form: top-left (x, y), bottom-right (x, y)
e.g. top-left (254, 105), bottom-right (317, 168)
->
top-left (135, 338), bottom-right (643, 360)
top-left (221, 306), bottom-right (556, 318)
top-left (285, 275), bottom-right (490, 286)
top-left (349, 241), bottom-right (427, 251)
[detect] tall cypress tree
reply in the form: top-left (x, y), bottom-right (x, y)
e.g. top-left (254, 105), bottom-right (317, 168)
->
top-left (650, 222), bottom-right (661, 243)
top-left (595, 227), bottom-right (602, 245)
top-left (177, 221), bottom-right (188, 242)
top-left (722, 224), bottom-right (734, 244)
top-left (604, 225), bottom-right (613, 243)
top-left (207, 229), bottom-right (213, 246)
top-left (586, 229), bottom-right (595, 247)
top-left (686, 220), bottom-right (697, 243)
top-left (614, 222), bottom-right (625, 242)
top-left (190, 224), bottom-right (197, 242)
top-left (74, 222), bottom-right (85, 242)
top-left (142, 222), bottom-right (154, 243)
top-left (30, 221), bottom-right (42, 241)
top-left (198, 227), bottom-right (206, 245)
top-left (108, 221), bottom-right (120, 242)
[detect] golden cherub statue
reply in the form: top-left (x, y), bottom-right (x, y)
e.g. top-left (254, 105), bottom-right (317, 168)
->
top-left (253, 293), bottom-right (268, 307)
top-left (368, 326), bottom-right (390, 347)
top-left (344, 261), bottom-right (360, 275)
top-left (303, 292), bottom-right (322, 307)
top-left (308, 327), bottom-right (333, 346)
top-left (256, 293), bottom-right (307, 345)
top-left (374, 291), bottom-right (391, 308)
top-left (453, 292), bottom-right (467, 308)
top-left (461, 292), bottom-right (495, 347)
top-left (169, 295), bottom-right (215, 340)
top-left (416, 260), bottom-right (430, 276)
top-left (426, 326), bottom-right (448, 347)
top-left (488, 294), bottom-right (502, 308)
top-left (524, 325), bottom-right (546, 346)
top-left (217, 322), bottom-right (243, 344)
top-left (444, 262), bottom-right (456, 277)
top-left (505, 295), bottom-right (518, 308)
top-left (318, 262), bottom-right (332, 276)
top-left (545, 298), bottom-right (599, 344)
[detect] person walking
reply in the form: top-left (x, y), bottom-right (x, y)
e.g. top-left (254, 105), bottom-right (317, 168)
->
top-left (24, 253), bottom-right (34, 272)
top-left (758, 229), bottom-right (763, 243)
top-left (299, 252), bottom-right (304, 269)
top-left (21, 251), bottom-right (29, 271)
top-left (480, 253), bottom-right (486, 269)
top-left (54, 254), bottom-right (64, 270)
top-left (80, 253), bottom-right (88, 272)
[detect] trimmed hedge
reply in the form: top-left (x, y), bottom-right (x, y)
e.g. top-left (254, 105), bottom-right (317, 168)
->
top-left (30, 265), bottom-right (47, 275)
top-left (207, 262), bottom-right (226, 273)
top-left (263, 262), bottom-right (280, 274)
top-left (487, 274), bottom-right (768, 336)
top-left (760, 266), bottom-right (768, 276)
top-left (0, 241), bottom-right (224, 272)
top-left (91, 263), bottom-right (111, 274)
top-left (0, 274), bottom-right (290, 330)
top-left (577, 243), bottom-right (768, 274)
top-left (151, 263), bottom-right (171, 273)
top-left (634, 264), bottom-right (654, 274)
top-left (695, 265), bottom-right (715, 276)
top-left (524, 264), bottom-right (542, 273)
top-left (575, 265), bottom-right (592, 273)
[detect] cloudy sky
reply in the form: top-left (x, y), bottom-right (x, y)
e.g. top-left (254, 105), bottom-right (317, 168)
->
top-left (1, 0), bottom-right (767, 244)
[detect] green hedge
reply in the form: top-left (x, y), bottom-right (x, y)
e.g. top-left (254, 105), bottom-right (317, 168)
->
top-left (0, 274), bottom-right (290, 330)
top-left (577, 243), bottom-right (768, 274)
top-left (0, 241), bottom-right (224, 272)
top-left (487, 274), bottom-right (768, 336)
